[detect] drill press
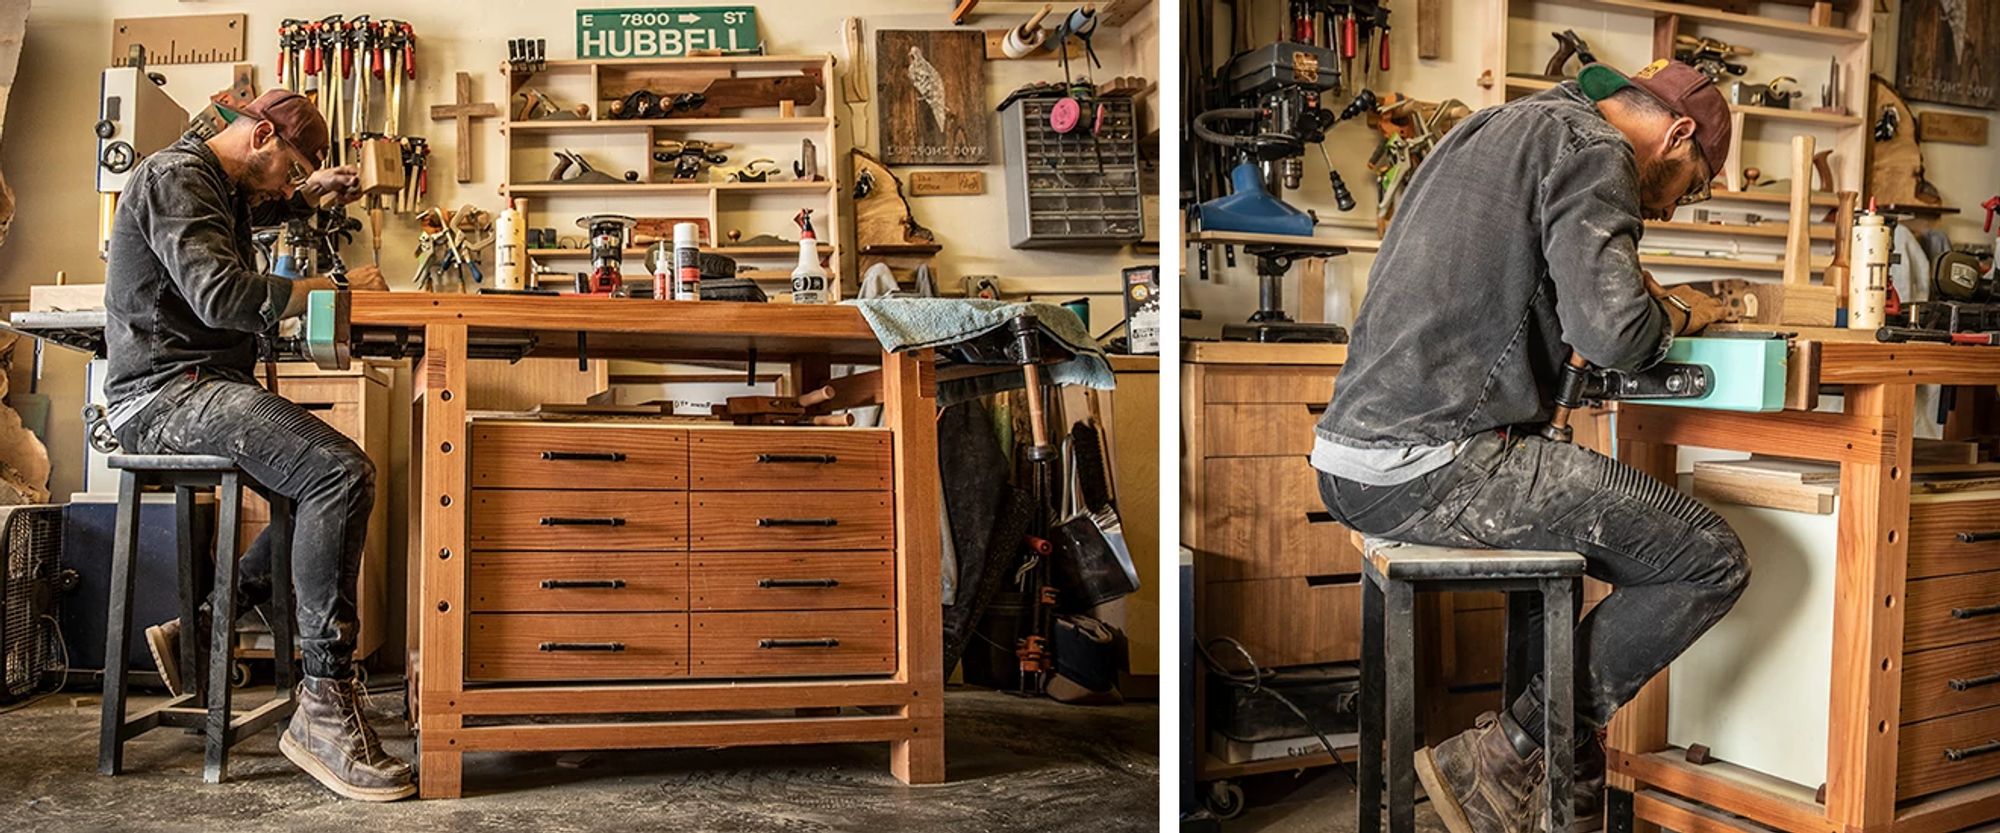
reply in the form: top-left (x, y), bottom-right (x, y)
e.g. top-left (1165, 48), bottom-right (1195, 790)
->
top-left (578, 213), bottom-right (637, 296)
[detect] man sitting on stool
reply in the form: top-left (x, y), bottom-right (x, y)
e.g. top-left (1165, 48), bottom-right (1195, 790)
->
top-left (1311, 61), bottom-right (1744, 833)
top-left (102, 90), bottom-right (406, 801)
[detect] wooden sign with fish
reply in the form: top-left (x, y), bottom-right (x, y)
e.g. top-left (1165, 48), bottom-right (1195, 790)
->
top-left (876, 30), bottom-right (988, 165)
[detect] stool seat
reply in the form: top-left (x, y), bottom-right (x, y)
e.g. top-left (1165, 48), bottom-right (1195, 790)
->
top-left (1363, 538), bottom-right (1586, 582)
top-left (107, 454), bottom-right (240, 472)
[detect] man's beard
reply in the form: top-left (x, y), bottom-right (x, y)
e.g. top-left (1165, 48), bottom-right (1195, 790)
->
top-left (1635, 159), bottom-right (1678, 220)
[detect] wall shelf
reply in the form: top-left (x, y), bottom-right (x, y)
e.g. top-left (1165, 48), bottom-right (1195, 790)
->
top-left (1538, 0), bottom-right (1869, 43)
top-left (1639, 254), bottom-right (1830, 273)
top-left (505, 117), bottom-right (833, 133)
top-left (1503, 76), bottom-right (1863, 128)
top-left (1647, 220), bottom-right (1832, 241)
top-left (506, 181), bottom-right (838, 196)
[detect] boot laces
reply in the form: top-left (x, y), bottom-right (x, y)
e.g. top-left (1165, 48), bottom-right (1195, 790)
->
top-left (331, 675), bottom-right (395, 767)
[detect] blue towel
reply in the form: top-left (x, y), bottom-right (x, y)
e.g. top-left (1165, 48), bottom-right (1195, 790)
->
top-left (847, 298), bottom-right (1116, 404)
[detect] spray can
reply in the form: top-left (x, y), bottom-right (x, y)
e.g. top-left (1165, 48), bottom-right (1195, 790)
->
top-left (1849, 203), bottom-right (1890, 331)
top-left (790, 209), bottom-right (829, 304)
top-left (673, 222), bottom-right (701, 301)
top-left (495, 198), bottom-right (527, 291)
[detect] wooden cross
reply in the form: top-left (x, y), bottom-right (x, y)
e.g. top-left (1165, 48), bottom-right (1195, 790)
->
top-left (429, 71), bottom-right (499, 183)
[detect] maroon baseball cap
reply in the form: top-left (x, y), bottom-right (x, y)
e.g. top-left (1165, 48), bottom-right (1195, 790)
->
top-left (238, 89), bottom-right (329, 167)
top-left (1578, 59), bottom-right (1733, 173)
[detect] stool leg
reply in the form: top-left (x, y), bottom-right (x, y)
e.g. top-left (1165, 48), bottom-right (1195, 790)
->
top-left (1543, 578), bottom-right (1576, 833)
top-left (204, 472), bottom-right (244, 784)
top-left (1359, 567), bottom-right (1385, 833)
top-left (98, 471), bottom-right (143, 776)
top-left (1502, 590), bottom-right (1538, 706)
top-left (267, 496), bottom-right (298, 697)
top-left (1385, 578), bottom-right (1417, 833)
top-left (174, 486), bottom-right (204, 705)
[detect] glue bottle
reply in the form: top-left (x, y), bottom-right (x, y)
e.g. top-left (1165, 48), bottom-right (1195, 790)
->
top-left (495, 198), bottom-right (527, 291)
top-left (790, 209), bottom-right (830, 304)
top-left (1849, 201), bottom-right (1890, 331)
top-left (673, 222), bottom-right (701, 300)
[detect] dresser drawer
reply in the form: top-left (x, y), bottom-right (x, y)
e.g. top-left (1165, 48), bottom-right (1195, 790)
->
top-left (472, 422), bottom-right (687, 490)
top-left (1909, 496), bottom-right (2000, 580)
top-left (471, 489), bottom-right (687, 551)
top-left (1199, 456), bottom-right (1361, 581)
top-left (1902, 639), bottom-right (2000, 725)
top-left (469, 552), bottom-right (687, 613)
top-left (689, 492), bottom-right (894, 552)
top-left (1202, 367), bottom-right (1335, 404)
top-left (690, 552), bottom-right (894, 611)
top-left (1200, 578), bottom-right (1359, 667)
top-left (688, 429), bottom-right (892, 491)
top-left (689, 610), bottom-right (896, 678)
top-left (1203, 403), bottom-right (1321, 457)
top-left (468, 613), bottom-right (688, 681)
top-left (1905, 570), bottom-right (2000, 653)
top-left (1899, 704), bottom-right (2000, 801)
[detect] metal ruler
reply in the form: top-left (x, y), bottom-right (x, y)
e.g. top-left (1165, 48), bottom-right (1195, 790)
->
top-left (111, 14), bottom-right (246, 66)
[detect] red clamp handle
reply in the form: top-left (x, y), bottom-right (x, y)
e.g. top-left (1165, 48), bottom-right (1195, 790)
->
top-left (1380, 29), bottom-right (1391, 71)
top-left (1983, 196), bottom-right (1999, 234)
top-left (403, 25), bottom-right (417, 79)
top-left (1343, 16), bottom-right (1357, 58)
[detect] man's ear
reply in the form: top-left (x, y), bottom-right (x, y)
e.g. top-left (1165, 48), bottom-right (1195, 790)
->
top-left (1666, 116), bottom-right (1698, 153)
top-left (250, 120), bottom-right (275, 149)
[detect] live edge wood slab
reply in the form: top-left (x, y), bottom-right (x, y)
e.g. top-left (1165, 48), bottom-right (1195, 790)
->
top-left (1608, 340), bottom-right (2000, 833)
top-left (346, 295), bottom-right (944, 798)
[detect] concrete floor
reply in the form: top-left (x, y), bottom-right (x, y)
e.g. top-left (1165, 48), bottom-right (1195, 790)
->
top-left (1, 684), bottom-right (1157, 833)
top-left (1205, 767), bottom-right (1448, 833)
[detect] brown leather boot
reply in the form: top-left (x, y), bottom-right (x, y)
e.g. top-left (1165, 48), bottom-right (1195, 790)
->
top-left (279, 675), bottom-right (415, 801)
top-left (142, 619), bottom-right (183, 697)
top-left (1414, 712), bottom-right (1547, 833)
top-left (1571, 732), bottom-right (1607, 832)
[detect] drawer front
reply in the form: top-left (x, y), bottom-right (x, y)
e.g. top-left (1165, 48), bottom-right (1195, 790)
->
top-left (690, 552), bottom-right (894, 611)
top-left (1909, 497), bottom-right (2000, 580)
top-left (1902, 639), bottom-right (2000, 725)
top-left (472, 422), bottom-right (687, 490)
top-left (688, 429), bottom-right (892, 492)
top-left (1899, 704), bottom-right (2000, 801)
top-left (689, 610), bottom-right (896, 678)
top-left (469, 613), bottom-right (688, 681)
top-left (689, 492), bottom-right (894, 552)
top-left (275, 377), bottom-right (362, 406)
top-left (469, 552), bottom-right (687, 613)
top-left (471, 489), bottom-right (687, 551)
top-left (1203, 403), bottom-right (1321, 457)
top-left (1905, 571), bottom-right (2000, 653)
top-left (1200, 578), bottom-right (1359, 667)
top-left (1199, 456), bottom-right (1361, 581)
top-left (1203, 367), bottom-right (1335, 404)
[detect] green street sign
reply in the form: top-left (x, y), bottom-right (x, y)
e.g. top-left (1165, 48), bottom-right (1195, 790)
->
top-left (577, 7), bottom-right (759, 59)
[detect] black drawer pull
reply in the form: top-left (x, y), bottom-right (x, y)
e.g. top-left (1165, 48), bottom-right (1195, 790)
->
top-left (1950, 603), bottom-right (2000, 620)
top-left (1949, 671), bottom-right (2000, 692)
top-left (1958, 531), bottom-right (2000, 544)
top-left (757, 518), bottom-right (838, 527)
top-left (1945, 739), bottom-right (2000, 763)
top-left (758, 638), bottom-right (840, 649)
top-left (538, 641), bottom-right (625, 652)
top-left (540, 517), bottom-right (626, 527)
top-left (540, 579), bottom-right (626, 590)
top-left (299, 402), bottom-right (336, 412)
top-left (756, 453), bottom-right (838, 464)
top-left (541, 450), bottom-right (628, 462)
top-left (1306, 403), bottom-right (1328, 415)
top-left (1306, 511), bottom-right (1335, 524)
top-left (757, 578), bottom-right (840, 589)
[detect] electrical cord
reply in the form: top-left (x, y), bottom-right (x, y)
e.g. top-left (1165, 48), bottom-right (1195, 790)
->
top-left (1197, 632), bottom-right (1357, 785)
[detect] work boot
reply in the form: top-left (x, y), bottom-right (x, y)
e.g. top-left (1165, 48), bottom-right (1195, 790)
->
top-left (1413, 712), bottom-right (1547, 833)
top-left (280, 675), bottom-right (416, 801)
top-left (142, 618), bottom-right (184, 697)
top-left (1571, 732), bottom-right (1608, 832)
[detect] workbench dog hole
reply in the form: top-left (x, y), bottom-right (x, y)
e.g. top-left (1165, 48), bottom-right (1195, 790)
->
top-left (442, 441), bottom-right (453, 453)
top-left (439, 548), bottom-right (452, 560)
top-left (1890, 530), bottom-right (1900, 543)
top-left (438, 601), bottom-right (450, 613)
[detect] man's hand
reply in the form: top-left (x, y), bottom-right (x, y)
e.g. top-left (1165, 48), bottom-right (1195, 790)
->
top-left (1643, 273), bottom-right (1730, 336)
top-left (301, 166), bottom-right (362, 207)
top-left (343, 265), bottom-right (389, 292)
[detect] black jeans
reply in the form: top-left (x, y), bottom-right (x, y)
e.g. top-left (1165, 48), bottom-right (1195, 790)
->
top-left (1318, 431), bottom-right (1750, 747)
top-left (116, 373), bottom-right (374, 680)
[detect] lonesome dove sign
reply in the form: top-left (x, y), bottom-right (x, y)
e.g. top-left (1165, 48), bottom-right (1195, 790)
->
top-left (876, 30), bottom-right (989, 165)
top-left (577, 7), bottom-right (758, 59)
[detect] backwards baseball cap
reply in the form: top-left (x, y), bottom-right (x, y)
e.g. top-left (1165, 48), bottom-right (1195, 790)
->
top-left (1577, 59), bottom-right (1732, 174)
top-left (237, 89), bottom-right (329, 168)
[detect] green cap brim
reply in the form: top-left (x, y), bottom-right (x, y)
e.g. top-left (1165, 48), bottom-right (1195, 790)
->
top-left (1576, 64), bottom-right (1631, 102)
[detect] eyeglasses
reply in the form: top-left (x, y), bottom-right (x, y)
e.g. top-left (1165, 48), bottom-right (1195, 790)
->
top-left (1676, 137), bottom-right (1713, 207)
top-left (274, 135), bottom-right (313, 188)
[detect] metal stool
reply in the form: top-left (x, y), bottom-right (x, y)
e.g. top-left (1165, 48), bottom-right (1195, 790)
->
top-left (98, 454), bottom-right (298, 783)
top-left (1358, 538), bottom-right (1586, 833)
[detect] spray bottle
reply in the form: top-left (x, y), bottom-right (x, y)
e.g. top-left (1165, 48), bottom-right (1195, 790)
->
top-left (790, 209), bottom-right (830, 304)
top-left (1848, 199), bottom-right (1890, 331)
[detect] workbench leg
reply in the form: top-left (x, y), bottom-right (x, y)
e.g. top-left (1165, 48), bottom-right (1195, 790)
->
top-left (1825, 384), bottom-right (1913, 829)
top-left (1606, 436), bottom-right (1678, 833)
top-left (414, 324), bottom-right (470, 800)
top-left (885, 347), bottom-right (946, 785)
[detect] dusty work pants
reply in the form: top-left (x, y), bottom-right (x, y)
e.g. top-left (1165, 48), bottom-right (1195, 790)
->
top-left (116, 373), bottom-right (374, 680)
top-left (1316, 430), bottom-right (1751, 747)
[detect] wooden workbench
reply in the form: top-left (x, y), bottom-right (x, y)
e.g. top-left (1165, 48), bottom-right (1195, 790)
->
top-left (1608, 339), bottom-right (2000, 833)
top-left (345, 295), bottom-right (944, 798)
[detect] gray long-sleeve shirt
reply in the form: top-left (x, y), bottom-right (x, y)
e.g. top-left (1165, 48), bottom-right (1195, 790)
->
top-left (1313, 82), bottom-right (1673, 484)
top-left (105, 136), bottom-right (313, 423)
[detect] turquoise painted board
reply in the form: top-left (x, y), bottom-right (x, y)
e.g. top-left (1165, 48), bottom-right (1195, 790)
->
top-left (1645, 337), bottom-right (1788, 413)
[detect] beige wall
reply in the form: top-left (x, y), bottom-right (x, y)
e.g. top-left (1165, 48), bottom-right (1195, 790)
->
top-left (1183, 0), bottom-right (2000, 337)
top-left (6, 0), bottom-right (1156, 500)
